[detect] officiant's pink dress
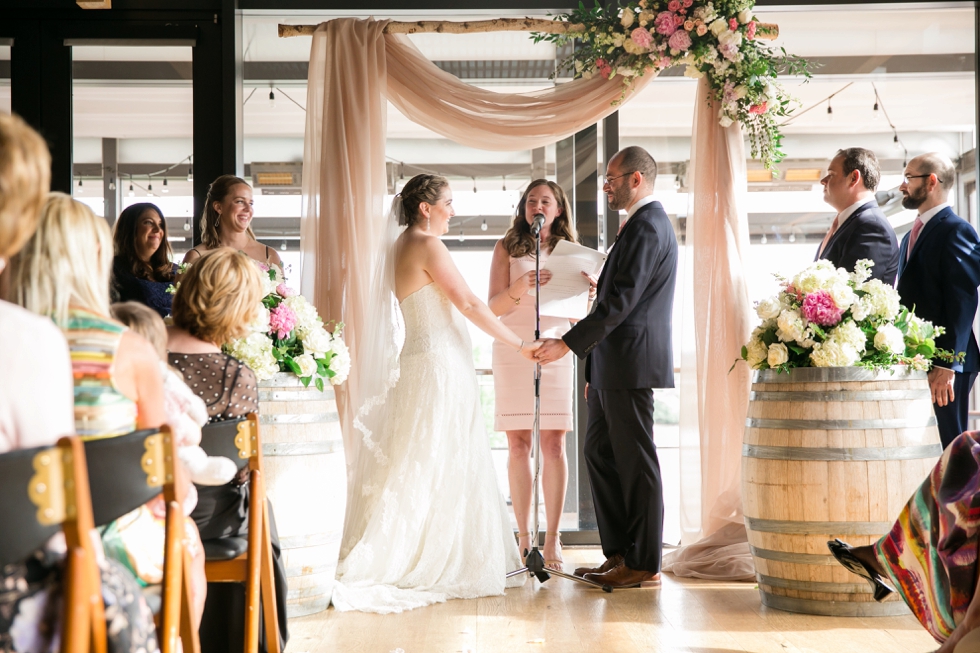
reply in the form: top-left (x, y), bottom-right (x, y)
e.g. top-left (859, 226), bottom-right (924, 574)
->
top-left (492, 252), bottom-right (574, 431)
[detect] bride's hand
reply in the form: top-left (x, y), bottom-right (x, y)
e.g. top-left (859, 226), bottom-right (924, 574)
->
top-left (520, 339), bottom-right (542, 361)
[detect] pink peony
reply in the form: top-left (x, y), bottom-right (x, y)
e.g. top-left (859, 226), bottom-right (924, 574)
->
top-left (801, 291), bottom-right (843, 326)
top-left (749, 101), bottom-right (768, 115)
top-left (667, 0), bottom-right (680, 11)
top-left (654, 11), bottom-right (677, 35)
top-left (631, 27), bottom-right (653, 49)
top-left (668, 29), bottom-right (692, 52)
top-left (682, 0), bottom-right (693, 6)
top-left (747, 21), bottom-right (757, 40)
top-left (269, 303), bottom-right (298, 339)
top-left (276, 283), bottom-right (297, 298)
top-left (729, 17), bottom-right (739, 31)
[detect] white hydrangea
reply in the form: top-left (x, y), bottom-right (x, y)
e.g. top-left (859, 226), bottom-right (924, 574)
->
top-left (249, 304), bottom-right (270, 333)
top-left (834, 320), bottom-right (868, 353)
top-left (756, 297), bottom-right (782, 320)
top-left (776, 309), bottom-right (805, 344)
top-left (256, 265), bottom-right (282, 297)
top-left (284, 295), bottom-right (322, 337)
top-left (791, 260), bottom-right (840, 295)
top-left (856, 279), bottom-right (900, 321)
top-left (874, 324), bottom-right (906, 356)
top-left (224, 332), bottom-right (279, 381)
top-left (328, 337), bottom-right (351, 384)
top-left (301, 327), bottom-right (332, 357)
top-left (809, 337), bottom-right (860, 368)
top-left (850, 259), bottom-right (874, 285)
top-left (294, 353), bottom-right (318, 378)
top-left (767, 342), bottom-right (789, 367)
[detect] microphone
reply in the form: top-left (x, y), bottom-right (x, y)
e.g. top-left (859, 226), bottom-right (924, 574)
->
top-left (530, 213), bottom-right (545, 236)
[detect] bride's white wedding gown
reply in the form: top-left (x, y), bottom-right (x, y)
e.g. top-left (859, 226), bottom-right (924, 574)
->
top-left (331, 282), bottom-right (524, 613)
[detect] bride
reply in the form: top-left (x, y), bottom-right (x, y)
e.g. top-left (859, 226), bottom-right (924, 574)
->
top-left (331, 174), bottom-right (540, 613)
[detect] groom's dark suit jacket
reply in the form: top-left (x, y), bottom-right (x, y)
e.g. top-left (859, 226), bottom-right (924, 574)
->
top-left (815, 200), bottom-right (900, 284)
top-left (563, 200), bottom-right (678, 389)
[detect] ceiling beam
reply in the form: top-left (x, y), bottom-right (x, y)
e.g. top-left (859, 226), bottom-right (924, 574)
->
top-left (76, 0), bottom-right (111, 8)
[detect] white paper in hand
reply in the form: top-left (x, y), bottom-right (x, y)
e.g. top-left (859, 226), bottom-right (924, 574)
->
top-left (537, 240), bottom-right (607, 319)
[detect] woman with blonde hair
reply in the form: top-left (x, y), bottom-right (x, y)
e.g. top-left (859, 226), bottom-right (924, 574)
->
top-left (182, 174), bottom-right (283, 273)
top-left (488, 179), bottom-right (583, 571)
top-left (168, 248), bottom-right (289, 653)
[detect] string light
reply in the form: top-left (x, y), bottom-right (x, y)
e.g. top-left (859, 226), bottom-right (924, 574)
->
top-left (183, 220), bottom-right (191, 232)
top-left (269, 88), bottom-right (276, 108)
top-left (502, 176), bottom-right (507, 191)
top-left (187, 166), bottom-right (193, 182)
top-left (872, 100), bottom-right (880, 120)
top-left (459, 227), bottom-right (465, 242)
top-left (128, 179), bottom-right (134, 197)
top-left (760, 233), bottom-right (768, 244)
top-left (472, 178), bottom-right (478, 194)
top-left (162, 178), bottom-right (169, 193)
top-left (281, 241), bottom-right (288, 251)
top-left (77, 179), bottom-right (83, 193)
top-left (826, 99), bottom-right (833, 122)
top-left (481, 219), bottom-right (488, 232)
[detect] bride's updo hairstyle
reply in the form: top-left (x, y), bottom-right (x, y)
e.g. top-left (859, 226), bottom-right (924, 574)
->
top-left (502, 179), bottom-right (578, 258)
top-left (397, 174), bottom-right (449, 227)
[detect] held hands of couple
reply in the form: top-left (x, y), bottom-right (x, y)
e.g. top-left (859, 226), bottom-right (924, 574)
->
top-left (928, 366), bottom-right (956, 407)
top-left (534, 338), bottom-right (570, 365)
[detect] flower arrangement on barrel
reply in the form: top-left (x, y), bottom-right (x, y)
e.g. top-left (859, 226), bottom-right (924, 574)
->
top-left (224, 263), bottom-right (351, 390)
top-left (739, 259), bottom-right (960, 373)
top-left (535, 0), bottom-right (810, 168)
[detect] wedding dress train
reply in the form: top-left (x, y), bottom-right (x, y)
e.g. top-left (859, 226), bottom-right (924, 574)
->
top-left (331, 283), bottom-right (524, 613)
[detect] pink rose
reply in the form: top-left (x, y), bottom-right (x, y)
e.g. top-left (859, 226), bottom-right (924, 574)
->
top-left (749, 101), bottom-right (768, 115)
top-left (729, 17), bottom-right (739, 31)
top-left (596, 58), bottom-right (606, 67)
top-left (667, 29), bottom-right (692, 52)
top-left (599, 64), bottom-right (613, 79)
top-left (269, 303), bottom-right (298, 339)
top-left (653, 11), bottom-right (677, 35)
top-left (674, 14), bottom-right (685, 25)
top-left (276, 283), bottom-right (297, 298)
top-left (667, 0), bottom-right (680, 11)
top-left (696, 23), bottom-right (708, 36)
top-left (801, 291), bottom-right (843, 327)
top-left (679, 8), bottom-right (686, 15)
top-left (683, 0), bottom-right (693, 6)
top-left (257, 262), bottom-right (270, 272)
top-left (683, 20), bottom-right (694, 31)
top-left (631, 27), bottom-right (653, 49)
top-left (747, 21), bottom-right (757, 40)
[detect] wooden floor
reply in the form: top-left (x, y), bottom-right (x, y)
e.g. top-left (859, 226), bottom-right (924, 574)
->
top-left (287, 547), bottom-right (939, 653)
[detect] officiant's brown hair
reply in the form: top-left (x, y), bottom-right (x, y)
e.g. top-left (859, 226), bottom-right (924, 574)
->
top-left (503, 179), bottom-right (578, 258)
top-left (200, 174), bottom-right (257, 248)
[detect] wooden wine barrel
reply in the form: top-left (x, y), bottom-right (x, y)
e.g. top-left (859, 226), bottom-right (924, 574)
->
top-left (742, 366), bottom-right (941, 617)
top-left (258, 373), bottom-right (345, 618)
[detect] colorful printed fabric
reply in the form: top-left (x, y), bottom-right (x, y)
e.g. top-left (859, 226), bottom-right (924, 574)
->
top-left (875, 430), bottom-right (980, 643)
top-left (65, 308), bottom-right (138, 439)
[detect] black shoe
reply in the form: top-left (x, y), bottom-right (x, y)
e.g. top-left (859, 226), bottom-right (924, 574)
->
top-left (827, 538), bottom-right (895, 602)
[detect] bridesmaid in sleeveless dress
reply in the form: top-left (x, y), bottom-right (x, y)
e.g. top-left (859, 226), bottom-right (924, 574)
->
top-left (488, 179), bottom-right (586, 571)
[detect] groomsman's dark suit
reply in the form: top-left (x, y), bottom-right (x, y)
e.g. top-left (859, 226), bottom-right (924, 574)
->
top-left (815, 199), bottom-right (900, 284)
top-left (562, 198), bottom-right (678, 574)
top-left (897, 205), bottom-right (980, 448)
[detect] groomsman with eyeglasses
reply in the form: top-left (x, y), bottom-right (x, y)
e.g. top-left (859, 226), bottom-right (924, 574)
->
top-left (816, 147), bottom-right (900, 284)
top-left (897, 153), bottom-right (980, 448)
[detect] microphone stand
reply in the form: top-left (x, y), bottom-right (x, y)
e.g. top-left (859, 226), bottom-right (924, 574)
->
top-left (505, 217), bottom-right (612, 593)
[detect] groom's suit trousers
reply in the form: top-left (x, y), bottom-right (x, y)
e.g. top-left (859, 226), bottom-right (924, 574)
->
top-left (585, 385), bottom-right (663, 574)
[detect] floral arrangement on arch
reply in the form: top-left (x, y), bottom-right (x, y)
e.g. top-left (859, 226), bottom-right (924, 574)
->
top-left (740, 259), bottom-right (959, 373)
top-left (224, 263), bottom-right (351, 390)
top-left (535, 0), bottom-right (810, 169)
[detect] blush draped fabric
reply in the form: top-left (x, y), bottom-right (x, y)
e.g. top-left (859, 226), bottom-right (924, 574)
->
top-left (301, 19), bottom-right (754, 579)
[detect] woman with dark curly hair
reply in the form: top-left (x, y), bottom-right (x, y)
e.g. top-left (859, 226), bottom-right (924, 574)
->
top-left (111, 202), bottom-right (179, 318)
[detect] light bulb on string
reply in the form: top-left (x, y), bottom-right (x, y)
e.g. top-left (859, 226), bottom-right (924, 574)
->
top-left (269, 88), bottom-right (276, 108)
top-left (162, 178), bottom-right (169, 193)
top-left (183, 220), bottom-right (191, 232)
top-left (458, 228), bottom-right (465, 242)
top-left (502, 177), bottom-right (507, 191)
top-left (872, 100), bottom-right (880, 120)
top-left (187, 166), bottom-right (193, 182)
top-left (128, 180), bottom-right (134, 197)
top-left (788, 231), bottom-right (796, 243)
top-left (760, 233), bottom-right (768, 244)
top-left (281, 241), bottom-right (288, 252)
top-left (77, 178), bottom-right (83, 194)
top-left (472, 178), bottom-right (478, 194)
top-left (481, 219), bottom-right (488, 232)
top-left (826, 100), bottom-right (833, 122)
top-left (147, 181), bottom-right (154, 196)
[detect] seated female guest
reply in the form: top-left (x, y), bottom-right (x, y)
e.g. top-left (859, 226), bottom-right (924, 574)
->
top-left (0, 113), bottom-right (74, 453)
top-left (830, 431), bottom-right (980, 653)
top-left (182, 174), bottom-right (283, 274)
top-left (168, 248), bottom-right (289, 653)
top-left (111, 202), bottom-right (179, 318)
top-left (488, 179), bottom-right (581, 571)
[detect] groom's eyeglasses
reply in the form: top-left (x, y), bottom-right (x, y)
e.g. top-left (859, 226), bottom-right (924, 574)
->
top-left (902, 173), bottom-right (942, 185)
top-left (602, 172), bottom-right (636, 185)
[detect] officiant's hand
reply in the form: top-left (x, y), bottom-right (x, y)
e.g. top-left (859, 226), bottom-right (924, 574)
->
top-left (519, 269), bottom-right (552, 292)
top-left (582, 271), bottom-right (598, 301)
top-left (519, 339), bottom-right (542, 361)
top-left (535, 338), bottom-right (570, 364)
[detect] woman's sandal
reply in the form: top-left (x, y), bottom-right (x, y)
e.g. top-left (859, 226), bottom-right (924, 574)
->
top-left (827, 538), bottom-right (895, 602)
top-left (517, 532), bottom-right (531, 558)
top-left (544, 531), bottom-right (563, 572)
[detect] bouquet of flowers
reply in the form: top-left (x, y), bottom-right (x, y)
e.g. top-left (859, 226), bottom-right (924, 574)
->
top-left (224, 263), bottom-right (351, 390)
top-left (740, 259), bottom-right (958, 372)
top-left (534, 0), bottom-right (810, 169)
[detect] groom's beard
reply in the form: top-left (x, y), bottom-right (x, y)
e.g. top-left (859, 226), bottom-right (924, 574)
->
top-left (607, 185), bottom-right (631, 211)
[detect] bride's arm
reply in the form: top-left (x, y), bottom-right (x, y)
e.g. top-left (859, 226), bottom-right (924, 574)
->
top-left (422, 236), bottom-right (538, 358)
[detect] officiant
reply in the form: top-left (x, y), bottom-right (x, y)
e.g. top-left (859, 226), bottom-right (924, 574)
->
top-left (815, 147), bottom-right (900, 283)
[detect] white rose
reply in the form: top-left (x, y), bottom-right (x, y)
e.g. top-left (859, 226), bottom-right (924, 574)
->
top-left (738, 9), bottom-right (753, 24)
top-left (767, 342), bottom-right (789, 367)
top-left (620, 7), bottom-right (635, 28)
top-left (756, 297), bottom-right (782, 320)
top-left (718, 113), bottom-right (734, 128)
top-left (328, 343), bottom-right (351, 385)
top-left (745, 338), bottom-right (769, 368)
top-left (874, 324), bottom-right (906, 356)
top-left (294, 353), bottom-right (318, 378)
top-left (734, 84), bottom-right (748, 100)
top-left (617, 66), bottom-right (636, 78)
top-left (718, 29), bottom-right (743, 48)
top-left (827, 280), bottom-right (857, 311)
top-left (302, 327), bottom-right (332, 357)
top-left (709, 18), bottom-right (728, 36)
top-left (776, 309), bottom-right (805, 344)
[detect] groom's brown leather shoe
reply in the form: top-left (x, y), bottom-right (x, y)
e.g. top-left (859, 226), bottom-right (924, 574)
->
top-left (584, 562), bottom-right (661, 588)
top-left (573, 553), bottom-right (624, 578)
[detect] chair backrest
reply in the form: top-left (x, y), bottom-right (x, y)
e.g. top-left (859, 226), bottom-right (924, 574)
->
top-left (199, 416), bottom-right (255, 471)
top-left (83, 427), bottom-right (175, 527)
top-left (0, 444), bottom-right (66, 566)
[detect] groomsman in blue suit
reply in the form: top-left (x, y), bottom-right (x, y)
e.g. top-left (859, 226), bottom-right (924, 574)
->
top-left (897, 153), bottom-right (980, 448)
top-left (816, 147), bottom-right (899, 284)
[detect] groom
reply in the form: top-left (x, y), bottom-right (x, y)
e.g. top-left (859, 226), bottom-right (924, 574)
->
top-left (535, 146), bottom-right (677, 588)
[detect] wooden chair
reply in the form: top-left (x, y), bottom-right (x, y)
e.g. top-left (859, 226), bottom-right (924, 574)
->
top-left (198, 413), bottom-right (280, 653)
top-left (81, 426), bottom-right (200, 653)
top-left (0, 436), bottom-right (105, 653)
